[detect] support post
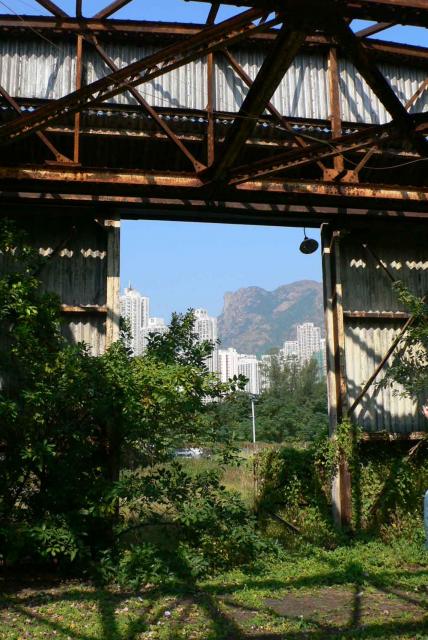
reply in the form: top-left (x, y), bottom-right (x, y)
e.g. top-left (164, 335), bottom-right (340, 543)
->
top-left (73, 35), bottom-right (83, 164)
top-left (328, 47), bottom-right (345, 175)
top-left (322, 226), bottom-right (352, 528)
top-left (105, 216), bottom-right (120, 348)
top-left (207, 52), bottom-right (215, 166)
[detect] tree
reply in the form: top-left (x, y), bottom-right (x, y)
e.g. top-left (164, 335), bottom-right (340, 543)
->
top-left (0, 219), bottom-right (260, 575)
top-left (206, 355), bottom-right (328, 444)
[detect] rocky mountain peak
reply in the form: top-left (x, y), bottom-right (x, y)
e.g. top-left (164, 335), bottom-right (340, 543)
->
top-left (218, 280), bottom-right (323, 355)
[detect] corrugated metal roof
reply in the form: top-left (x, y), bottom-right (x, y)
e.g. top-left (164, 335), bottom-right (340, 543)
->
top-left (0, 37), bottom-right (426, 125)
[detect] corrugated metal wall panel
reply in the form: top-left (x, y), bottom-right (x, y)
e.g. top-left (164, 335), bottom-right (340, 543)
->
top-left (62, 318), bottom-right (106, 355)
top-left (1, 37), bottom-right (426, 124)
top-left (0, 39), bottom-right (76, 99)
top-left (86, 43), bottom-right (207, 110)
top-left (345, 321), bottom-right (424, 432)
top-left (5, 215), bottom-right (109, 356)
top-left (338, 228), bottom-right (428, 433)
top-left (340, 240), bottom-right (427, 312)
top-left (339, 60), bottom-right (428, 124)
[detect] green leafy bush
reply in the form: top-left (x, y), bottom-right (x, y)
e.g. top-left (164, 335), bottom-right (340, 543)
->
top-left (257, 426), bottom-right (428, 547)
top-left (0, 219), bottom-right (268, 580)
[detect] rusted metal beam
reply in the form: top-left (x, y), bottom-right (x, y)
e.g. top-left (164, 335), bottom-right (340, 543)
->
top-left (207, 52), bottom-right (215, 166)
top-left (348, 313), bottom-right (418, 415)
top-left (206, 24), bottom-right (308, 180)
top-left (61, 304), bottom-right (108, 314)
top-left (328, 47), bottom-right (345, 175)
top-left (354, 75), bottom-right (428, 177)
top-left (405, 77), bottom-right (428, 111)
top-left (2, 166), bottom-right (428, 213)
top-left (0, 17), bottom-right (427, 66)
top-left (228, 119), bottom-right (408, 183)
top-left (221, 48), bottom-right (326, 172)
top-left (0, 8), bottom-right (272, 147)
top-left (88, 36), bottom-right (205, 171)
top-left (191, 0), bottom-right (428, 28)
top-left (0, 85), bottom-right (73, 164)
top-left (73, 34), bottom-right (83, 163)
top-left (34, 0), bottom-right (68, 18)
top-left (354, 22), bottom-right (394, 38)
top-left (93, 0), bottom-right (132, 19)
top-left (207, 2), bottom-right (220, 24)
top-left (328, 15), bottom-right (428, 157)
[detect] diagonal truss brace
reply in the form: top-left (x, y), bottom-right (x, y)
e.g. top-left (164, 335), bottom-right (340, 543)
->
top-left (328, 14), bottom-right (428, 158)
top-left (88, 36), bottom-right (206, 171)
top-left (221, 48), bottom-right (326, 173)
top-left (0, 86), bottom-right (73, 164)
top-left (205, 24), bottom-right (308, 181)
top-left (229, 116), bottom-right (428, 183)
top-left (0, 8), bottom-right (271, 147)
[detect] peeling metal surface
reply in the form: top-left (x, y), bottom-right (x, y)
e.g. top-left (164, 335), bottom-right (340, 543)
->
top-left (0, 37), bottom-right (426, 124)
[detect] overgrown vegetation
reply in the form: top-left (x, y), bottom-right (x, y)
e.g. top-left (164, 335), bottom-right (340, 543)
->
top-left (0, 219), bottom-right (271, 583)
top-left (258, 422), bottom-right (428, 547)
top-left (207, 355), bottom-right (328, 443)
top-left (382, 281), bottom-right (428, 399)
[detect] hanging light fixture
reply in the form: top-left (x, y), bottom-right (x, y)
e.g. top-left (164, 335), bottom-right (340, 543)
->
top-left (299, 228), bottom-right (319, 255)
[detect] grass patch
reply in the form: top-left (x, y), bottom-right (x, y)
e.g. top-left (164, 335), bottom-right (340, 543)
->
top-left (2, 537), bottom-right (427, 639)
top-left (178, 454), bottom-right (257, 508)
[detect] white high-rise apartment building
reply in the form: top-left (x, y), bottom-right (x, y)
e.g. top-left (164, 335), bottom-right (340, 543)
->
top-left (297, 322), bottom-right (322, 365)
top-left (280, 340), bottom-right (299, 365)
top-left (217, 348), bottom-right (240, 382)
top-left (119, 285), bottom-right (150, 356)
top-left (259, 354), bottom-right (273, 392)
top-left (238, 354), bottom-right (260, 395)
top-left (217, 348), bottom-right (260, 395)
top-left (141, 316), bottom-right (168, 351)
top-left (194, 308), bottom-right (218, 373)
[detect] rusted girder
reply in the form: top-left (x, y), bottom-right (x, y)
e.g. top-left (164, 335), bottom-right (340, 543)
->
top-left (0, 17), bottom-right (426, 65)
top-left (88, 36), bottom-right (205, 171)
top-left (221, 49), bottom-right (326, 172)
top-left (228, 119), bottom-right (410, 183)
top-left (327, 14), bottom-right (428, 157)
top-left (0, 8), bottom-right (275, 147)
top-left (0, 85), bottom-right (73, 164)
top-left (34, 0), bottom-right (68, 18)
top-left (1, 166), bottom-right (428, 213)
top-left (205, 25), bottom-right (308, 181)
top-left (207, 3), bottom-right (220, 24)
top-left (354, 22), bottom-right (395, 37)
top-left (191, 0), bottom-right (428, 27)
top-left (93, 0), bottom-right (133, 19)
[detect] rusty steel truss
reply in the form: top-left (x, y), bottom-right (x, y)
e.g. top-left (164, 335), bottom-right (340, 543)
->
top-left (0, 0), bottom-right (427, 225)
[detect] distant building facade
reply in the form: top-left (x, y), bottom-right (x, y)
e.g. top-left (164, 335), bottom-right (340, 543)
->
top-left (238, 354), bottom-right (260, 395)
top-left (141, 316), bottom-right (168, 351)
top-left (217, 347), bottom-right (261, 395)
top-left (193, 308), bottom-right (219, 373)
top-left (297, 322), bottom-right (322, 365)
top-left (119, 285), bottom-right (150, 356)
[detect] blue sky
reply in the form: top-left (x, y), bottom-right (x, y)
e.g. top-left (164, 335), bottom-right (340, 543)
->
top-left (4, 1), bottom-right (426, 319)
